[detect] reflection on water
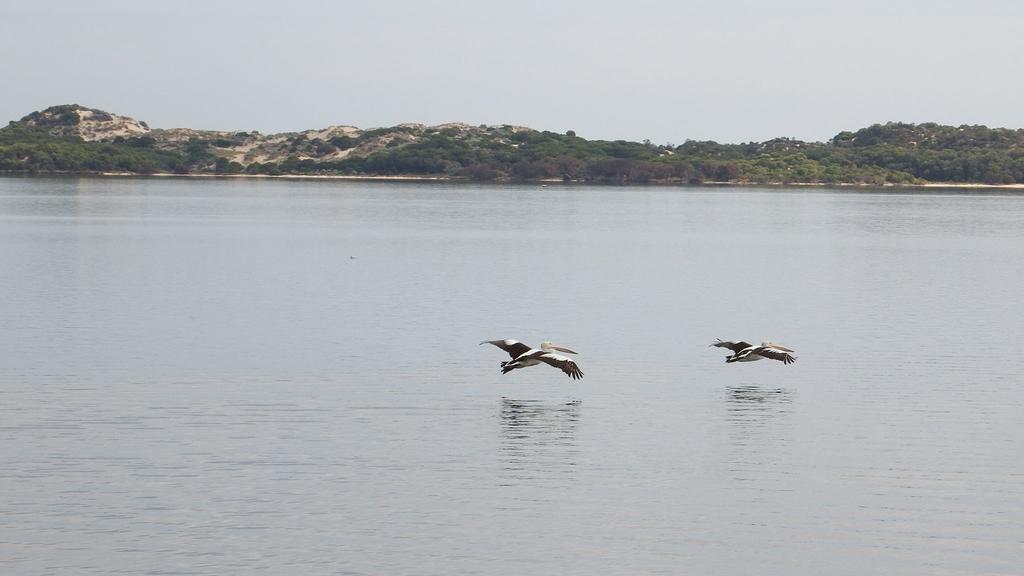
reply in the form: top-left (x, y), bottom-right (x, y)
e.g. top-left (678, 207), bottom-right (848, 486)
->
top-left (726, 385), bottom-right (793, 425)
top-left (498, 398), bottom-right (580, 484)
top-left (725, 385), bottom-right (794, 488)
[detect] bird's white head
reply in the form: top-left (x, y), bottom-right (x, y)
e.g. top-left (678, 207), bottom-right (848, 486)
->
top-left (761, 341), bottom-right (794, 352)
top-left (540, 341), bottom-right (578, 354)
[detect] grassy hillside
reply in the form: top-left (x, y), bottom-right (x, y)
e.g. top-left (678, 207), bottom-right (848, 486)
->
top-left (0, 106), bottom-right (200, 174)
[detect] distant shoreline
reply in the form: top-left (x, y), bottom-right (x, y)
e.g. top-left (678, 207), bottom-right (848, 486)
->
top-left (3, 172), bottom-right (1017, 190)
top-left (2, 169), bottom-right (1024, 189)
top-left (7, 107), bottom-right (1024, 188)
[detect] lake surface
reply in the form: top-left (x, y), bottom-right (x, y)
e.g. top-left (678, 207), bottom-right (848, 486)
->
top-left (1, 176), bottom-right (1022, 575)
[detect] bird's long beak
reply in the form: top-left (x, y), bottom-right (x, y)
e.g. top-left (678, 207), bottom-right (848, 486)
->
top-left (548, 344), bottom-right (578, 355)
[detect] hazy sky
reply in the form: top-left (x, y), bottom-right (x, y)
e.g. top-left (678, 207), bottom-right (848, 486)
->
top-left (2, 0), bottom-right (1022, 143)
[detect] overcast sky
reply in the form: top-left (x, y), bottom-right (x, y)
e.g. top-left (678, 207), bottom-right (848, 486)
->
top-left (2, 0), bottom-right (1022, 143)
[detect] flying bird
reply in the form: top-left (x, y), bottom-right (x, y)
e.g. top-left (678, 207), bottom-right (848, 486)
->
top-left (711, 339), bottom-right (796, 365)
top-left (480, 339), bottom-right (584, 380)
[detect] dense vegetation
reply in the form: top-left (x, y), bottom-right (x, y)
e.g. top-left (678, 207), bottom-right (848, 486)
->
top-left (0, 121), bottom-right (205, 175)
top-left (202, 122), bottom-right (1024, 184)
top-left (4, 108), bottom-right (1024, 185)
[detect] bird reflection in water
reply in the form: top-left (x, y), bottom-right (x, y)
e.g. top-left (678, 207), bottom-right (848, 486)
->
top-left (729, 383), bottom-right (790, 405)
top-left (726, 385), bottom-right (793, 425)
top-left (498, 398), bottom-right (580, 484)
top-left (725, 385), bottom-right (794, 486)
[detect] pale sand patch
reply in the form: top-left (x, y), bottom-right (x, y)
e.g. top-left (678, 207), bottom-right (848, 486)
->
top-left (299, 125), bottom-right (361, 141)
top-left (100, 172), bottom-right (446, 181)
top-left (75, 109), bottom-right (149, 141)
top-left (914, 182), bottom-right (1024, 189)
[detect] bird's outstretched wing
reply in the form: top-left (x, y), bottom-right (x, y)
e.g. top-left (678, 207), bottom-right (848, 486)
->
top-left (536, 353), bottom-right (584, 380)
top-left (481, 339), bottom-right (533, 360)
top-left (711, 339), bottom-right (753, 353)
top-left (755, 347), bottom-right (797, 365)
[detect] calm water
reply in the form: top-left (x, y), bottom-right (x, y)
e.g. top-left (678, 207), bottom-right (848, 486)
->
top-left (1, 176), bottom-right (1022, 575)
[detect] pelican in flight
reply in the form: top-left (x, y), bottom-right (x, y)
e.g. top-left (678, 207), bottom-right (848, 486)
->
top-left (711, 339), bottom-right (796, 365)
top-left (480, 339), bottom-right (584, 380)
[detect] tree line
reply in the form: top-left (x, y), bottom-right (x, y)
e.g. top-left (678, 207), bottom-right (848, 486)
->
top-left (213, 123), bottom-right (1024, 185)
top-left (3, 117), bottom-right (1024, 185)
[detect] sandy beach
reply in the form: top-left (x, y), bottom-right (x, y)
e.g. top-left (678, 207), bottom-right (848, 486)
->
top-left (86, 172), bottom-right (1024, 190)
